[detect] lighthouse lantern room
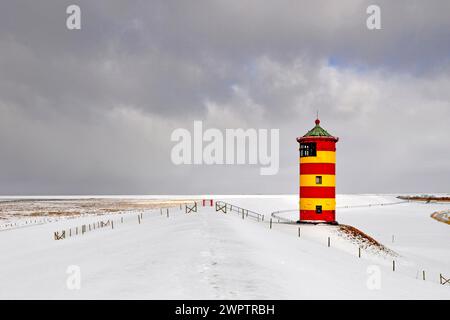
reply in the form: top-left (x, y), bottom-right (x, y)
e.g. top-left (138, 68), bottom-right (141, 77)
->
top-left (297, 118), bottom-right (339, 224)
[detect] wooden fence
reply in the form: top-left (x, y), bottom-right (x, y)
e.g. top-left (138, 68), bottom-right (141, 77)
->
top-left (53, 219), bottom-right (113, 240)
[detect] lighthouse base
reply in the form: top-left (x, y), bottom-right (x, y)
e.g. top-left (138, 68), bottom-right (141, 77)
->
top-left (296, 220), bottom-right (339, 225)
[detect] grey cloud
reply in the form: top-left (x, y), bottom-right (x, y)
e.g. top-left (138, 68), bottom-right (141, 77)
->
top-left (0, 1), bottom-right (449, 195)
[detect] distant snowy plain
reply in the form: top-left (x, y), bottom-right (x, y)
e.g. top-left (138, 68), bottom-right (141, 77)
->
top-left (0, 194), bottom-right (449, 299)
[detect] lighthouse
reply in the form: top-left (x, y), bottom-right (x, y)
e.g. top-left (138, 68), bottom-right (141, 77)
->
top-left (297, 118), bottom-right (339, 224)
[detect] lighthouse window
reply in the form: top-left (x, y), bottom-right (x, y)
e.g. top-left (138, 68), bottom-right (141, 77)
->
top-left (316, 205), bottom-right (322, 214)
top-left (316, 176), bottom-right (322, 184)
top-left (300, 142), bottom-right (316, 157)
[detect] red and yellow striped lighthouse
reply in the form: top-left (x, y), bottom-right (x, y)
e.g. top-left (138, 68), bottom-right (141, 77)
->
top-left (297, 118), bottom-right (339, 223)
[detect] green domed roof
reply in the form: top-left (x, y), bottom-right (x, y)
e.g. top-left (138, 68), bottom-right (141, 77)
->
top-left (303, 119), bottom-right (333, 137)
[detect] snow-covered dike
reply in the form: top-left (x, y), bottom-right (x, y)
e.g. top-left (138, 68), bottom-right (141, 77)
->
top-left (0, 195), bottom-right (449, 299)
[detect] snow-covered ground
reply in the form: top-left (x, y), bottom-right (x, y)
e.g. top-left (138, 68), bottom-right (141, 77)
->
top-left (0, 194), bottom-right (449, 299)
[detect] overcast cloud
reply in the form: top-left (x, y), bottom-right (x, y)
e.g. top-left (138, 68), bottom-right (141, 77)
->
top-left (0, 0), bottom-right (449, 195)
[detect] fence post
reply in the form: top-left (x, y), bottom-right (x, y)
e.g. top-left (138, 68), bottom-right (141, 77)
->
top-left (242, 210), bottom-right (244, 220)
top-left (270, 218), bottom-right (272, 229)
top-left (298, 227), bottom-right (301, 238)
top-left (121, 217), bottom-right (123, 223)
top-left (167, 208), bottom-right (169, 218)
top-left (111, 221), bottom-right (114, 229)
top-left (393, 260), bottom-right (396, 272)
top-left (327, 237), bottom-right (330, 247)
top-left (358, 247), bottom-right (361, 258)
top-left (422, 270), bottom-right (426, 281)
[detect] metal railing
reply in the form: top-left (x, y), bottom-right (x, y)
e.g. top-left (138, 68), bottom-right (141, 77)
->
top-left (215, 201), bottom-right (265, 222)
top-left (270, 200), bottom-right (409, 223)
top-left (271, 209), bottom-right (297, 223)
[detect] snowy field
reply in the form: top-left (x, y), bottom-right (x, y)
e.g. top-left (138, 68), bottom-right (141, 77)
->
top-left (0, 194), bottom-right (449, 299)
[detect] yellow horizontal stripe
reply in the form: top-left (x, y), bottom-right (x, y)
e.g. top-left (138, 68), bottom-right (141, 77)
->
top-left (300, 198), bottom-right (336, 211)
top-left (299, 151), bottom-right (335, 164)
top-left (300, 174), bottom-right (335, 187)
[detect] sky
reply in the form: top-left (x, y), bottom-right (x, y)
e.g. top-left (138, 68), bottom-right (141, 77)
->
top-left (0, 0), bottom-right (449, 195)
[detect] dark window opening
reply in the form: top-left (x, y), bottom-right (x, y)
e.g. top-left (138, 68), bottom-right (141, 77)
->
top-left (300, 142), bottom-right (317, 157)
top-left (316, 176), bottom-right (322, 184)
top-left (316, 205), bottom-right (322, 214)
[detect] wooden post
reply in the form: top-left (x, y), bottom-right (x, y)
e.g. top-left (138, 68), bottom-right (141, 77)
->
top-left (270, 218), bottom-right (272, 229)
top-left (393, 260), bottom-right (396, 272)
top-left (327, 237), bottom-right (330, 247)
top-left (138, 215), bottom-right (141, 224)
top-left (166, 208), bottom-right (169, 218)
top-left (160, 208), bottom-right (163, 215)
top-left (121, 217), bottom-right (123, 223)
top-left (76, 226), bottom-right (78, 235)
top-left (298, 227), bottom-right (301, 238)
top-left (242, 210), bottom-right (244, 220)
top-left (111, 221), bottom-right (114, 229)
top-left (422, 270), bottom-right (426, 281)
top-left (358, 247), bottom-right (361, 258)
top-left (69, 228), bottom-right (72, 237)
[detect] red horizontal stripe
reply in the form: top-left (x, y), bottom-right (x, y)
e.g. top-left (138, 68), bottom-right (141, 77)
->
top-left (300, 210), bottom-right (336, 222)
top-left (300, 163), bottom-right (335, 175)
top-left (315, 140), bottom-right (336, 151)
top-left (298, 140), bottom-right (336, 151)
top-left (300, 187), bottom-right (335, 198)
top-left (297, 136), bottom-right (338, 144)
